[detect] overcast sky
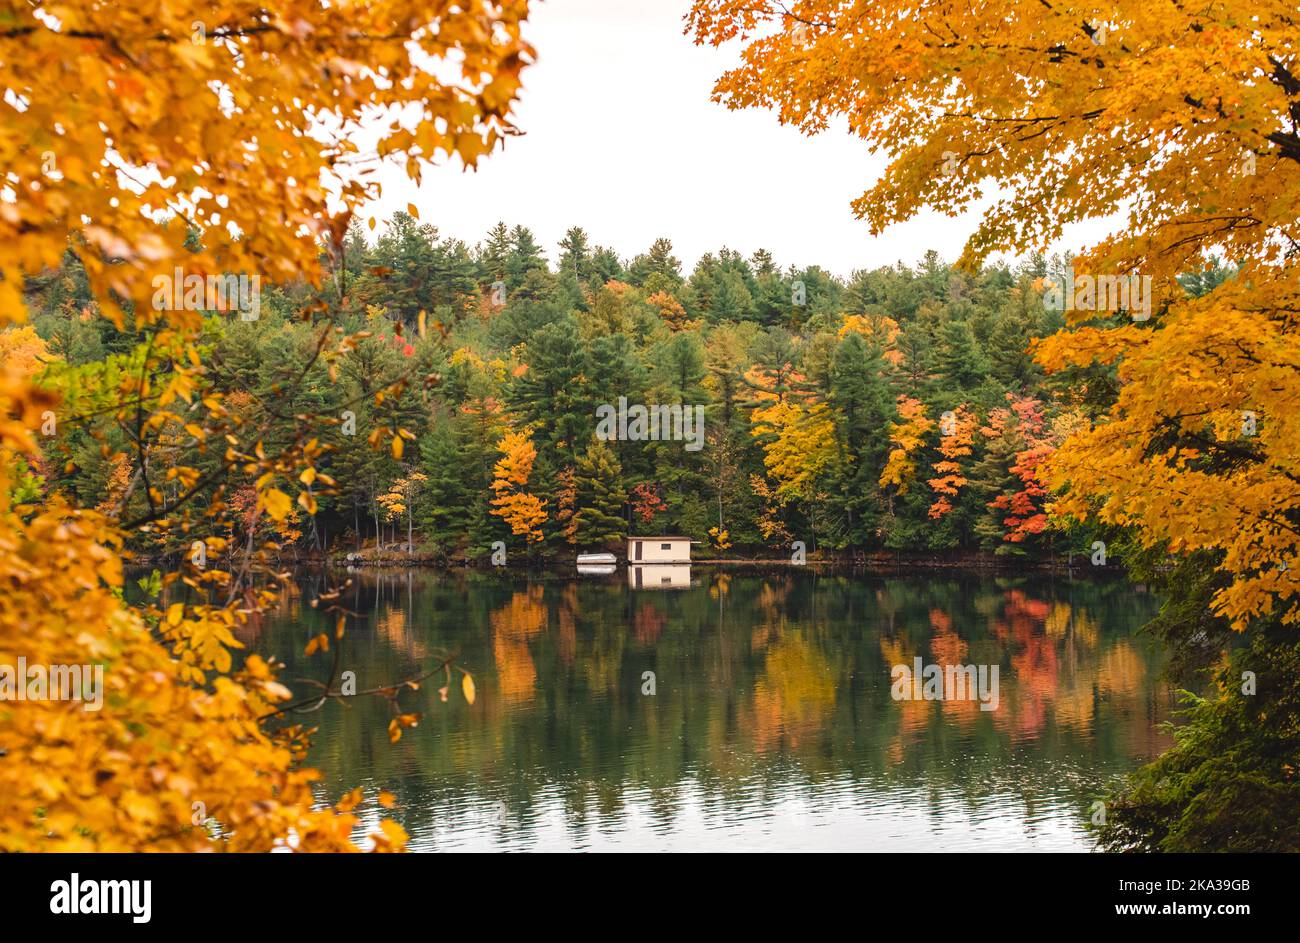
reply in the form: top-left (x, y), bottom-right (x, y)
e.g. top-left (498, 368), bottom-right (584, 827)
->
top-left (362, 0), bottom-right (1105, 278)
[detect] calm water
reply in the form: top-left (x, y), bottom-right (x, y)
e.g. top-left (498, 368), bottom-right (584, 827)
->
top-left (248, 567), bottom-right (1173, 851)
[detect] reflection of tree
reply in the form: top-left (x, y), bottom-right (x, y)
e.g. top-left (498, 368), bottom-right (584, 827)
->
top-left (879, 634), bottom-right (933, 742)
top-left (752, 634), bottom-right (836, 751)
top-left (375, 606), bottom-right (430, 660)
top-left (557, 584), bottom-right (577, 664)
top-left (256, 570), bottom-right (1174, 848)
top-left (928, 607), bottom-right (970, 676)
top-left (990, 589), bottom-right (1058, 739)
top-left (1044, 601), bottom-right (1072, 640)
top-left (757, 578), bottom-right (791, 623)
top-left (491, 586), bottom-right (547, 704)
top-left (1098, 642), bottom-right (1145, 699)
top-left (633, 602), bottom-right (666, 645)
top-left (748, 577), bottom-right (791, 651)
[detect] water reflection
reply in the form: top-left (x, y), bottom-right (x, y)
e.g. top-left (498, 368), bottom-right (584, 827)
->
top-left (255, 569), bottom-right (1172, 851)
top-left (628, 563), bottom-right (692, 589)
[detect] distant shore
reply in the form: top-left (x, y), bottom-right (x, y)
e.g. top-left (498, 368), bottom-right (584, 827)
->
top-left (119, 548), bottom-right (1127, 575)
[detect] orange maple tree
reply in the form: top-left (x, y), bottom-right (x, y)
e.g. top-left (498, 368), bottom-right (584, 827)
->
top-left (689, 0), bottom-right (1299, 629)
top-left (927, 405), bottom-right (976, 519)
top-left (490, 430), bottom-right (548, 544)
top-left (0, 0), bottom-right (533, 850)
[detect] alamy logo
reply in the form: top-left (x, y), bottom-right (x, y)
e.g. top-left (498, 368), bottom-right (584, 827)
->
top-left (595, 397), bottom-right (705, 452)
top-left (0, 658), bottom-right (103, 710)
top-left (1042, 265), bottom-right (1152, 321)
top-left (152, 267), bottom-right (261, 320)
top-left (50, 873), bottom-right (151, 923)
top-left (891, 657), bottom-right (1000, 712)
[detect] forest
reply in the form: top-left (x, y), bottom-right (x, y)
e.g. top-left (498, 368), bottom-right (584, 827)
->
top-left (2, 0), bottom-right (1295, 857)
top-left (11, 217), bottom-right (1232, 564)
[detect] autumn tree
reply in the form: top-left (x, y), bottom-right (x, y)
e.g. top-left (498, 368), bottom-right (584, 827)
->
top-left (490, 430), bottom-right (548, 547)
top-left (379, 471), bottom-right (429, 557)
top-left (689, 0), bottom-right (1300, 849)
top-left (0, 0), bottom-right (531, 850)
top-left (927, 405), bottom-right (976, 522)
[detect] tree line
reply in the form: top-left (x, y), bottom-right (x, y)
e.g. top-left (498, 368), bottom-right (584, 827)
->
top-left (16, 214), bottom-right (1235, 564)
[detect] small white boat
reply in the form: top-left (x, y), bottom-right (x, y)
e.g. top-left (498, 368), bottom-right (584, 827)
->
top-left (576, 552), bottom-right (617, 566)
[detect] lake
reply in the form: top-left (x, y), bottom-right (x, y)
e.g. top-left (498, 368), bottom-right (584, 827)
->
top-left (249, 566), bottom-right (1173, 851)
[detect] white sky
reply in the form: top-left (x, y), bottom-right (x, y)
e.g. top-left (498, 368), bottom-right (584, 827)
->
top-left (362, 0), bottom-right (1108, 278)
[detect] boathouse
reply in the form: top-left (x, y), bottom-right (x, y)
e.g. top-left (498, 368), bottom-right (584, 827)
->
top-left (626, 536), bottom-right (694, 564)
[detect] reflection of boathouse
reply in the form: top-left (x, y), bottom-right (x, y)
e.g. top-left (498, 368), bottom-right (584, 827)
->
top-left (626, 537), bottom-right (694, 590)
top-left (628, 563), bottom-right (692, 589)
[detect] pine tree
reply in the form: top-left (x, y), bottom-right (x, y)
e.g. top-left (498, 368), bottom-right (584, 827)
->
top-left (557, 226), bottom-right (593, 284)
top-left (589, 246), bottom-right (625, 285)
top-left (509, 316), bottom-right (595, 461)
top-left (417, 415), bottom-right (473, 552)
top-left (573, 440), bottom-right (627, 546)
top-left (628, 237), bottom-right (683, 290)
top-left (506, 225), bottom-right (548, 290)
top-left (933, 318), bottom-right (990, 393)
top-left (478, 221), bottom-right (512, 282)
top-left (828, 331), bottom-right (896, 545)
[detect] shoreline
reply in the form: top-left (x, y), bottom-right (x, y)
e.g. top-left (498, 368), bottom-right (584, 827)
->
top-left (125, 549), bottom-right (1129, 576)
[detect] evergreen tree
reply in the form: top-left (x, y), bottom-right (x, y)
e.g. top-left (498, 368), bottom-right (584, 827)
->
top-left (628, 237), bottom-right (683, 290)
top-left (557, 226), bottom-right (593, 284)
top-left (589, 246), bottom-right (625, 285)
top-left (478, 220), bottom-right (512, 282)
top-left (505, 225), bottom-right (548, 290)
top-left (828, 332), bottom-right (896, 545)
top-left (573, 440), bottom-right (626, 546)
top-left (933, 317), bottom-right (990, 394)
top-left (416, 413), bottom-right (473, 552)
top-left (509, 316), bottom-right (595, 461)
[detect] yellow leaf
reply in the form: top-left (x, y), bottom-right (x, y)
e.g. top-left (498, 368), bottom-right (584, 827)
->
top-left (391, 435), bottom-right (403, 460)
top-left (462, 672), bottom-right (476, 705)
top-left (336, 788), bottom-right (363, 813)
top-left (375, 818), bottom-right (409, 849)
top-left (263, 488), bottom-right (292, 522)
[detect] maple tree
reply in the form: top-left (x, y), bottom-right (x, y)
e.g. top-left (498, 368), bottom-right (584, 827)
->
top-left (1, 0), bottom-right (533, 849)
top-left (880, 396), bottom-right (933, 497)
top-left (750, 399), bottom-right (836, 503)
top-left (629, 481), bottom-right (667, 524)
top-left (647, 290), bottom-right (691, 331)
top-left (985, 396), bottom-right (1059, 544)
top-left (490, 430), bottom-right (548, 545)
top-left (688, 0), bottom-right (1299, 628)
top-left (926, 405), bottom-right (976, 520)
top-left (689, 0), bottom-right (1300, 849)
